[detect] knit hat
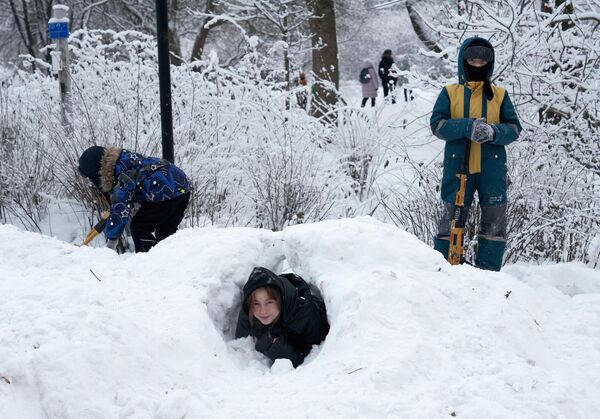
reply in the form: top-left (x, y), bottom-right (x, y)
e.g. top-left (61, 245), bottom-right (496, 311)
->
top-left (463, 40), bottom-right (495, 100)
top-left (78, 146), bottom-right (105, 188)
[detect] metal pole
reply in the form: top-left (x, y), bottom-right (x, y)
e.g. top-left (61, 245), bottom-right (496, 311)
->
top-left (48, 5), bottom-right (72, 132)
top-left (155, 0), bottom-right (175, 163)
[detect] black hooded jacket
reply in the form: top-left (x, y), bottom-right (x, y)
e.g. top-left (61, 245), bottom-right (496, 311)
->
top-left (235, 267), bottom-right (329, 367)
top-left (378, 56), bottom-right (396, 83)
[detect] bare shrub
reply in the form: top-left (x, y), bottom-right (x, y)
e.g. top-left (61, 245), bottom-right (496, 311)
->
top-left (241, 117), bottom-right (337, 231)
top-left (378, 162), bottom-right (443, 247)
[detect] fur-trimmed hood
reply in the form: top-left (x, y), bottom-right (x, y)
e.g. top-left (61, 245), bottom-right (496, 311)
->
top-left (99, 146), bottom-right (122, 193)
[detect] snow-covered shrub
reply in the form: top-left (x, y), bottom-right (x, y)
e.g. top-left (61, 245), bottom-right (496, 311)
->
top-left (242, 126), bottom-right (336, 230)
top-left (0, 77), bottom-right (58, 231)
top-left (1, 29), bottom-right (362, 233)
top-left (378, 163), bottom-right (444, 248)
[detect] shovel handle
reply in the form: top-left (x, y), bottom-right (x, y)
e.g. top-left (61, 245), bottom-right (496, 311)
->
top-left (81, 211), bottom-right (110, 246)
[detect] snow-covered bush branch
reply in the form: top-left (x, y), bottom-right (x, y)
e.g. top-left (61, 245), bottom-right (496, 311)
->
top-left (0, 29), bottom-right (364, 235)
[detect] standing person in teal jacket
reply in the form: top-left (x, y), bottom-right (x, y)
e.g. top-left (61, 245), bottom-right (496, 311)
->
top-left (430, 37), bottom-right (522, 271)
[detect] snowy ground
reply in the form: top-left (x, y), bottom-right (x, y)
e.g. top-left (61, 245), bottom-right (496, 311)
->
top-left (1, 217), bottom-right (600, 419)
top-left (342, 79), bottom-right (443, 163)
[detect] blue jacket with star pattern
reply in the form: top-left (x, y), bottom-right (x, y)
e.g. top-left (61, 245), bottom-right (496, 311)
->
top-left (98, 147), bottom-right (191, 240)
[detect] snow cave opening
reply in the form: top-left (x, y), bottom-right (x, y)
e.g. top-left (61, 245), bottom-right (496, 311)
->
top-left (205, 271), bottom-right (329, 366)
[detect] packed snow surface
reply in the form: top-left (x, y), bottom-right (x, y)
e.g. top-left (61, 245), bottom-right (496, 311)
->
top-left (1, 218), bottom-right (599, 419)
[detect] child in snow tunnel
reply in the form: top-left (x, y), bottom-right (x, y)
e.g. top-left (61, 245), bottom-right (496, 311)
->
top-left (235, 267), bottom-right (329, 367)
top-left (77, 146), bottom-right (191, 253)
top-left (430, 37), bottom-right (522, 271)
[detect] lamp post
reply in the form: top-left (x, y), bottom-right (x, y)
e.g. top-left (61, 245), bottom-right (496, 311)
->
top-left (155, 0), bottom-right (175, 163)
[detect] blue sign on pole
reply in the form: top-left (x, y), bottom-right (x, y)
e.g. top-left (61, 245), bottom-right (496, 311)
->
top-left (48, 22), bottom-right (69, 39)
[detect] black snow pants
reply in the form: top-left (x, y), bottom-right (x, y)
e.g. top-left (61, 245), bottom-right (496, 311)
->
top-left (130, 193), bottom-right (190, 253)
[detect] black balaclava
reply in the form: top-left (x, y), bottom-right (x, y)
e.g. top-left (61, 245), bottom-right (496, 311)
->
top-left (465, 63), bottom-right (488, 82)
top-left (463, 42), bottom-right (494, 100)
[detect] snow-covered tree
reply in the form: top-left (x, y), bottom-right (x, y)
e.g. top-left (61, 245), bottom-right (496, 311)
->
top-left (204, 0), bottom-right (312, 90)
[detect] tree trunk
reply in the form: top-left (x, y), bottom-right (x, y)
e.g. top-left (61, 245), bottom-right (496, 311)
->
top-left (9, 0), bottom-right (37, 57)
top-left (405, 0), bottom-right (445, 55)
top-left (168, 0), bottom-right (183, 65)
top-left (190, 19), bottom-right (211, 62)
top-left (306, 0), bottom-right (339, 122)
top-left (168, 28), bottom-right (182, 66)
top-left (190, 0), bottom-right (223, 62)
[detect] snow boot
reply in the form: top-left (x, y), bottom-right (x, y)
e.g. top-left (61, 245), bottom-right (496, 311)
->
top-left (475, 236), bottom-right (506, 272)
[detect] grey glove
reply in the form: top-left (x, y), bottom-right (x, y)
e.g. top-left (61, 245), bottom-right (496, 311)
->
top-left (106, 239), bottom-right (119, 251)
top-left (471, 118), bottom-right (495, 144)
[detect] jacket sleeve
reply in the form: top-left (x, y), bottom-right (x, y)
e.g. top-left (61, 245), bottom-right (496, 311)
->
top-left (370, 68), bottom-right (379, 89)
top-left (234, 307), bottom-right (251, 339)
top-left (104, 168), bottom-right (138, 240)
top-left (287, 295), bottom-right (330, 347)
top-left (250, 324), bottom-right (306, 367)
top-left (430, 87), bottom-right (474, 142)
top-left (491, 92), bottom-right (522, 146)
top-left (265, 335), bottom-right (306, 368)
top-left (378, 62), bottom-right (386, 80)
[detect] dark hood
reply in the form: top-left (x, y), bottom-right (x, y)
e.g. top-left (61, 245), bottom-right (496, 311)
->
top-left (379, 56), bottom-right (394, 66)
top-left (242, 267), bottom-right (298, 323)
top-left (458, 37), bottom-right (495, 85)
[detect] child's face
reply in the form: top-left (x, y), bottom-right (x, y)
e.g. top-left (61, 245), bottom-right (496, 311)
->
top-left (466, 58), bottom-right (488, 67)
top-left (251, 288), bottom-right (281, 326)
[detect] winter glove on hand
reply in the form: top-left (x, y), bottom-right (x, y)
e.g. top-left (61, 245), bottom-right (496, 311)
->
top-left (471, 118), bottom-right (495, 144)
top-left (268, 324), bottom-right (284, 340)
top-left (264, 336), bottom-right (305, 367)
top-left (255, 331), bottom-right (274, 353)
top-left (106, 239), bottom-right (119, 251)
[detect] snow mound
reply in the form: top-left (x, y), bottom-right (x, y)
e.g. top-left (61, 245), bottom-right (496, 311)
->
top-left (1, 218), bottom-right (599, 418)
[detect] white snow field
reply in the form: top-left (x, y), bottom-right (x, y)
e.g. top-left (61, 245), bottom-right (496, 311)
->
top-left (1, 217), bottom-right (599, 419)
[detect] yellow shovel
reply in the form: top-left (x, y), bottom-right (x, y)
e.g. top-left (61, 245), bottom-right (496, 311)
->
top-left (81, 211), bottom-right (110, 246)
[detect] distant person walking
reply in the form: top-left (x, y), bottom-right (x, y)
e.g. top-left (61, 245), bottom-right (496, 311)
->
top-left (295, 71), bottom-right (308, 109)
top-left (359, 59), bottom-right (379, 107)
top-left (396, 55), bottom-right (413, 102)
top-left (378, 49), bottom-right (397, 103)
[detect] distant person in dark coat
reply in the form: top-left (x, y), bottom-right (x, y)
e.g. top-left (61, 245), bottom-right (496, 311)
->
top-left (235, 267), bottom-right (330, 367)
top-left (78, 146), bottom-right (191, 253)
top-left (359, 59), bottom-right (379, 107)
top-left (378, 49), bottom-right (397, 103)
